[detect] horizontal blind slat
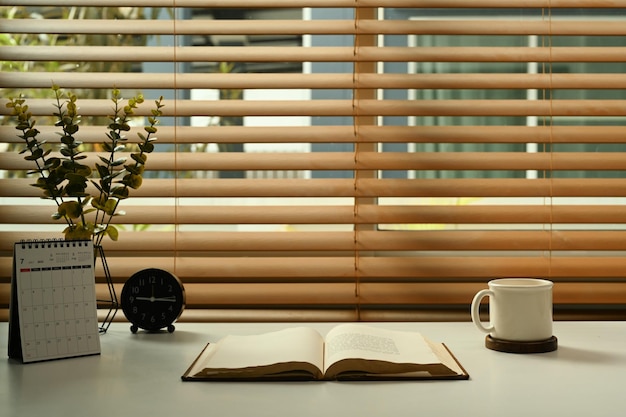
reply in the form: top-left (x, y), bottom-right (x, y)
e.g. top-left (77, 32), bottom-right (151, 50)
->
top-left (5, 151), bottom-right (626, 171)
top-left (4, 230), bottom-right (626, 252)
top-left (5, 178), bottom-right (626, 198)
top-left (3, 99), bottom-right (626, 117)
top-left (0, 282), bottom-right (617, 309)
top-left (5, 72), bottom-right (626, 90)
top-left (3, 125), bottom-right (625, 145)
top-left (0, 125), bottom-right (419, 144)
top-left (0, 0), bottom-right (427, 7)
top-left (2, 72), bottom-right (421, 90)
top-left (7, 229), bottom-right (626, 250)
top-left (4, 46), bottom-right (626, 63)
top-left (3, 205), bottom-right (626, 225)
top-left (1, 0), bottom-right (625, 7)
top-left (0, 98), bottom-right (427, 117)
top-left (7, 19), bottom-right (626, 36)
top-left (3, 257), bottom-right (625, 282)
top-left (0, 19), bottom-right (422, 35)
top-left (0, 46), bottom-right (418, 62)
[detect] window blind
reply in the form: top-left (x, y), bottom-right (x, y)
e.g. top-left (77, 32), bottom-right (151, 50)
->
top-left (1, 0), bottom-right (626, 323)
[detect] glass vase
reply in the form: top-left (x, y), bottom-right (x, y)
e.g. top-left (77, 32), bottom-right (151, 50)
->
top-left (94, 245), bottom-right (119, 333)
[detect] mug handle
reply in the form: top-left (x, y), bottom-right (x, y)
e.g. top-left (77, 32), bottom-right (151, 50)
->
top-left (471, 289), bottom-right (494, 334)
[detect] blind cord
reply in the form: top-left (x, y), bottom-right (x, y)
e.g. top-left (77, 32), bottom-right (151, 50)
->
top-left (353, 1), bottom-right (361, 320)
top-left (547, 3), bottom-right (554, 282)
top-left (173, 4), bottom-right (179, 278)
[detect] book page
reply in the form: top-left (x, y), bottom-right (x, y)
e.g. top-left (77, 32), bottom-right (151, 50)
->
top-left (323, 324), bottom-right (441, 373)
top-left (189, 327), bottom-right (325, 377)
top-left (424, 338), bottom-right (466, 376)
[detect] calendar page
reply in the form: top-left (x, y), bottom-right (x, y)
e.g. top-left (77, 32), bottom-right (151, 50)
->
top-left (9, 240), bottom-right (101, 363)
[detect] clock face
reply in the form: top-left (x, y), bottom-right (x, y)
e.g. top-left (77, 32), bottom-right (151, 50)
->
top-left (121, 268), bottom-right (185, 332)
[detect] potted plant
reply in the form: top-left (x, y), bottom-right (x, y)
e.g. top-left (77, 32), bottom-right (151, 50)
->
top-left (6, 85), bottom-right (165, 331)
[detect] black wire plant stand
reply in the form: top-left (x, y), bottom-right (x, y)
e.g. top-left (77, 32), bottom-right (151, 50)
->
top-left (95, 245), bottom-right (119, 333)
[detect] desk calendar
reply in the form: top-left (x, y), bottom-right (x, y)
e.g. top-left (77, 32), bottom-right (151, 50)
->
top-left (8, 240), bottom-right (101, 363)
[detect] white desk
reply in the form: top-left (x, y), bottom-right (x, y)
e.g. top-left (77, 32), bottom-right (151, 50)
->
top-left (2, 321), bottom-right (625, 417)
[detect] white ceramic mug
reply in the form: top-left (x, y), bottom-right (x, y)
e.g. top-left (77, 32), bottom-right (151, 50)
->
top-left (471, 278), bottom-right (553, 342)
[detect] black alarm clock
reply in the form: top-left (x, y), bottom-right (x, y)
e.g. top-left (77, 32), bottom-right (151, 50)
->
top-left (121, 268), bottom-right (186, 333)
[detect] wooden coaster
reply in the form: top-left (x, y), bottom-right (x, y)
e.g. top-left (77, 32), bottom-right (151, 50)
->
top-left (485, 335), bottom-right (558, 354)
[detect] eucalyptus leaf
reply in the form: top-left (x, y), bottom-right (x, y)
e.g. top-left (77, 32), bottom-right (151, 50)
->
top-left (64, 224), bottom-right (93, 241)
top-left (24, 128), bottom-right (39, 138)
top-left (104, 198), bottom-right (118, 215)
top-left (105, 225), bottom-right (119, 241)
top-left (65, 124), bottom-right (79, 134)
top-left (58, 201), bottom-right (82, 219)
top-left (42, 160), bottom-right (59, 170)
top-left (125, 165), bottom-right (140, 175)
top-left (95, 163), bottom-right (108, 176)
top-left (139, 142), bottom-right (155, 153)
top-left (91, 195), bottom-right (106, 210)
top-left (131, 153), bottom-right (147, 164)
top-left (111, 186), bottom-right (129, 199)
top-left (90, 180), bottom-right (104, 193)
top-left (123, 174), bottom-right (142, 189)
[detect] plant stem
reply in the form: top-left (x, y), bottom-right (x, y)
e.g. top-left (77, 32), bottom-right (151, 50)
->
top-left (52, 88), bottom-right (87, 230)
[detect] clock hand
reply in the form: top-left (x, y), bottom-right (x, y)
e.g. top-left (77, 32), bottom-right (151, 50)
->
top-left (152, 296), bottom-right (177, 302)
top-left (135, 296), bottom-right (178, 302)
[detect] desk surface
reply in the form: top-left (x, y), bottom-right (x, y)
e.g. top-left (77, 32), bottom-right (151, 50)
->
top-left (2, 321), bottom-right (625, 417)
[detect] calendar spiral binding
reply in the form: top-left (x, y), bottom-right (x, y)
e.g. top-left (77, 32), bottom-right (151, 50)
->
top-left (18, 239), bottom-right (92, 249)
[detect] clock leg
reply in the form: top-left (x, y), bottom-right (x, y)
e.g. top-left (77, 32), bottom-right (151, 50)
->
top-left (130, 324), bottom-right (138, 334)
top-left (167, 324), bottom-right (175, 333)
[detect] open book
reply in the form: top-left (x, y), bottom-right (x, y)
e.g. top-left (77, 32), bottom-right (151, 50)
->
top-left (181, 324), bottom-right (469, 381)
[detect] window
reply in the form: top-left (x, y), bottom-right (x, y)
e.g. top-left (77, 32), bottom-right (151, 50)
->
top-left (1, 1), bottom-right (625, 322)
